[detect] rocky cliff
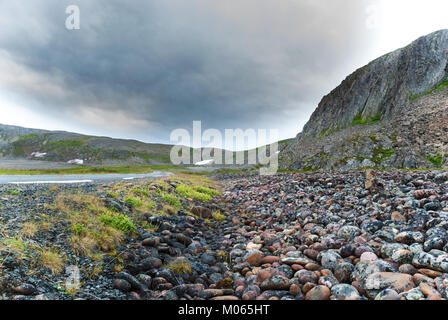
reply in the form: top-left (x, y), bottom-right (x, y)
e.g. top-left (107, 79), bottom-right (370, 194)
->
top-left (281, 30), bottom-right (448, 171)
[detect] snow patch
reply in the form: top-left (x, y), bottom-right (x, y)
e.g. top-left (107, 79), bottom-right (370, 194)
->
top-left (31, 152), bottom-right (47, 158)
top-left (67, 159), bottom-right (84, 165)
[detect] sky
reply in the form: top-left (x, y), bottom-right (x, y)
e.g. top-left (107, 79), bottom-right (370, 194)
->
top-left (1, 0), bottom-right (448, 150)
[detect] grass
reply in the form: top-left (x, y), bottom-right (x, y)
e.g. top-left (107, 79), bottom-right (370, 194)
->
top-left (1, 237), bottom-right (29, 260)
top-left (161, 192), bottom-right (182, 209)
top-left (124, 196), bottom-right (144, 208)
top-left (350, 111), bottom-right (382, 126)
top-left (164, 261), bottom-right (192, 275)
top-left (142, 221), bottom-right (161, 233)
top-left (372, 148), bottom-right (395, 165)
top-left (20, 222), bottom-right (38, 238)
top-left (212, 211), bottom-right (225, 222)
top-left (176, 184), bottom-right (213, 202)
top-left (0, 165), bottom-right (156, 175)
top-left (427, 153), bottom-right (443, 167)
top-left (52, 193), bottom-right (129, 258)
top-left (40, 249), bottom-right (65, 274)
top-left (7, 189), bottom-right (21, 195)
top-left (99, 213), bottom-right (136, 233)
top-left (192, 186), bottom-right (220, 197)
top-left (131, 187), bottom-right (150, 197)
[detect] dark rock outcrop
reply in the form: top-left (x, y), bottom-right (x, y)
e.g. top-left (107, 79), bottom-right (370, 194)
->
top-left (281, 30), bottom-right (448, 171)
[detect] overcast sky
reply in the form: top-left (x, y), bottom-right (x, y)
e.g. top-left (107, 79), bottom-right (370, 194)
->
top-left (1, 0), bottom-right (448, 149)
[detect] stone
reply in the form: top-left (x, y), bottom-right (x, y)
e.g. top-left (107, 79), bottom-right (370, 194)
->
top-left (391, 250), bottom-right (413, 265)
top-left (318, 250), bottom-right (342, 270)
top-left (295, 270), bottom-right (319, 284)
top-left (201, 253), bottom-right (216, 265)
top-left (12, 283), bottom-right (36, 296)
top-left (334, 263), bottom-right (355, 283)
top-left (419, 282), bottom-right (440, 297)
top-left (260, 256), bottom-right (280, 264)
top-left (360, 252), bottom-right (378, 264)
top-left (113, 279), bottom-right (132, 292)
top-left (337, 226), bottom-right (361, 239)
top-left (391, 211), bottom-right (406, 222)
top-left (364, 273), bottom-right (415, 296)
top-left (305, 285), bottom-right (331, 300)
top-left (375, 289), bottom-right (400, 300)
top-left (260, 275), bottom-right (290, 291)
top-left (191, 206), bottom-right (213, 218)
top-left (331, 284), bottom-right (360, 300)
top-left (395, 232), bottom-right (424, 244)
top-left (401, 288), bottom-right (424, 300)
top-left (418, 269), bottom-right (442, 278)
top-left (243, 250), bottom-right (263, 267)
top-left (211, 296), bottom-right (239, 301)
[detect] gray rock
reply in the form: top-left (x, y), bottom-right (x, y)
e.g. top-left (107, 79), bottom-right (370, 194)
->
top-left (331, 284), bottom-right (360, 300)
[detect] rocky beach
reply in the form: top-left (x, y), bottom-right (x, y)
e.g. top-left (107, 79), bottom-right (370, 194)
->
top-left (2, 170), bottom-right (448, 300)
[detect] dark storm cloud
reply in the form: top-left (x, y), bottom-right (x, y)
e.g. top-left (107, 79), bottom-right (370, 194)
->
top-left (0, 0), bottom-right (377, 144)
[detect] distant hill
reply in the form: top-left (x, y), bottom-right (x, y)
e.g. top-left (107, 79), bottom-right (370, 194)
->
top-left (0, 124), bottom-right (285, 168)
top-left (0, 124), bottom-right (175, 165)
top-left (281, 30), bottom-right (448, 171)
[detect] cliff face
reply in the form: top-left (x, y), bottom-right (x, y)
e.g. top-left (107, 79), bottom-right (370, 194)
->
top-left (281, 30), bottom-right (448, 171)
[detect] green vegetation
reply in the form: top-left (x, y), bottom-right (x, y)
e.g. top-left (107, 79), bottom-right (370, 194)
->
top-left (427, 153), bottom-right (443, 167)
top-left (212, 211), bottom-right (225, 222)
top-left (0, 165), bottom-right (155, 175)
top-left (318, 125), bottom-right (343, 141)
top-left (17, 133), bottom-right (39, 141)
top-left (371, 148), bottom-right (395, 165)
top-left (99, 213), bottom-right (136, 233)
top-left (319, 127), bottom-right (330, 139)
top-left (411, 78), bottom-right (448, 101)
top-left (124, 196), bottom-right (144, 208)
top-left (51, 139), bottom-right (85, 148)
top-left (164, 261), bottom-right (192, 275)
top-left (192, 186), bottom-right (220, 197)
top-left (131, 187), bottom-right (150, 197)
top-left (160, 192), bottom-right (182, 209)
top-left (176, 184), bottom-right (213, 202)
top-left (40, 249), bottom-right (65, 274)
top-left (351, 111), bottom-right (382, 126)
top-left (7, 189), bottom-right (21, 195)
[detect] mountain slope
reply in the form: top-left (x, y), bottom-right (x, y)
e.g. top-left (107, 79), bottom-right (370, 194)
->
top-left (0, 124), bottom-right (174, 165)
top-left (281, 30), bottom-right (448, 171)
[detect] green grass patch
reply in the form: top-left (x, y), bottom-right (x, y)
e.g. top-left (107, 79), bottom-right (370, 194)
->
top-left (427, 153), bottom-right (443, 167)
top-left (372, 148), bottom-right (395, 165)
top-left (0, 165), bottom-right (155, 175)
top-left (7, 189), bottom-right (21, 195)
top-left (212, 211), bottom-right (225, 222)
top-left (164, 261), bottom-right (192, 275)
top-left (161, 192), bottom-right (182, 209)
top-left (131, 187), bottom-right (150, 197)
top-left (17, 133), bottom-right (39, 141)
top-left (192, 186), bottom-right (220, 197)
top-left (124, 196), bottom-right (144, 208)
top-left (99, 213), bottom-right (136, 233)
top-left (351, 111), bottom-right (382, 126)
top-left (176, 184), bottom-right (212, 202)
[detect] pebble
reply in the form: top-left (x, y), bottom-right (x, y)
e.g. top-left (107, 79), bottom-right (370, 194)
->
top-left (305, 285), bottom-right (331, 300)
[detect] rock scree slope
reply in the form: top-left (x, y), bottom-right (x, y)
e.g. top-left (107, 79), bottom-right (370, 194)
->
top-left (281, 29), bottom-right (448, 171)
